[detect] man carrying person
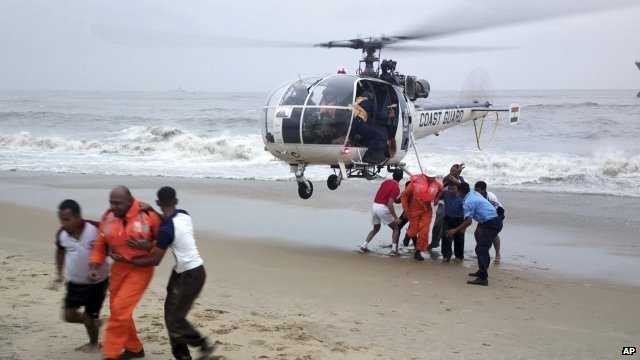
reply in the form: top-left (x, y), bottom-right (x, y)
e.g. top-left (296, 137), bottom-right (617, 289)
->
top-left (89, 186), bottom-right (162, 360)
top-left (110, 187), bottom-right (216, 360)
top-left (447, 182), bottom-right (503, 286)
top-left (401, 173), bottom-right (443, 261)
top-left (54, 199), bottom-right (109, 353)
top-left (474, 181), bottom-right (505, 264)
top-left (360, 169), bottom-right (403, 254)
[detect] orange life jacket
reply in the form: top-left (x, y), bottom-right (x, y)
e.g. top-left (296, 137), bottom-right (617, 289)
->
top-left (411, 174), bottom-right (443, 202)
top-left (90, 199), bottom-right (161, 263)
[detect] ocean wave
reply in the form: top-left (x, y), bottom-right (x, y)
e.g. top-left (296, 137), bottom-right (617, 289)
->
top-left (525, 102), bottom-right (640, 110)
top-left (526, 101), bottom-right (600, 108)
top-left (2, 127), bottom-right (640, 196)
top-left (404, 149), bottom-right (640, 196)
top-left (0, 127), bottom-right (267, 162)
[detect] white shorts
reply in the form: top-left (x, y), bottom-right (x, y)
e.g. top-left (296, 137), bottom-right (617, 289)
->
top-left (371, 203), bottom-right (394, 226)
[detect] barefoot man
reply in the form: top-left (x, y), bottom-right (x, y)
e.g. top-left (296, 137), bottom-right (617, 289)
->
top-left (54, 199), bottom-right (109, 353)
top-left (89, 186), bottom-right (161, 360)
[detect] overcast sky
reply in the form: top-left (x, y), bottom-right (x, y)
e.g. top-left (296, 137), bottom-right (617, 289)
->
top-left (1, 0), bottom-right (639, 92)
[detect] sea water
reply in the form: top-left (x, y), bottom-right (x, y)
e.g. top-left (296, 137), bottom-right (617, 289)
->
top-left (1, 89), bottom-right (638, 196)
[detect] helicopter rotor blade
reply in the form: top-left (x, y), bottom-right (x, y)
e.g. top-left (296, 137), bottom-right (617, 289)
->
top-left (393, 0), bottom-right (637, 43)
top-left (384, 45), bottom-right (514, 53)
top-left (92, 0), bottom-right (637, 51)
top-left (91, 24), bottom-right (314, 49)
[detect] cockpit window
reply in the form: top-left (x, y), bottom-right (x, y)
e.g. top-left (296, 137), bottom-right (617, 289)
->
top-left (306, 76), bottom-right (355, 107)
top-left (300, 75), bottom-right (355, 145)
top-left (301, 108), bottom-right (352, 145)
top-left (280, 77), bottom-right (320, 106)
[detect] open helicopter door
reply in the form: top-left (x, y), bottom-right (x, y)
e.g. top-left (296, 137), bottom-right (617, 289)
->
top-left (398, 91), bottom-right (411, 152)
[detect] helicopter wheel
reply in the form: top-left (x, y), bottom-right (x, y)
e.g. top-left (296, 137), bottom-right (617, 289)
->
top-left (327, 174), bottom-right (341, 190)
top-left (298, 180), bottom-right (313, 200)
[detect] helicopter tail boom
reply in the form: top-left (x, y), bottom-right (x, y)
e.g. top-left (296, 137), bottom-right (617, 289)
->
top-left (411, 103), bottom-right (520, 141)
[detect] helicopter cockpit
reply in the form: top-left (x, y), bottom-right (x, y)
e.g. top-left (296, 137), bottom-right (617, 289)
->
top-left (264, 74), bottom-right (406, 164)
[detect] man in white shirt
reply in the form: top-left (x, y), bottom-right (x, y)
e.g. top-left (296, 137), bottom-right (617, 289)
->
top-left (110, 187), bottom-right (216, 360)
top-left (474, 181), bottom-right (505, 264)
top-left (54, 199), bottom-right (109, 353)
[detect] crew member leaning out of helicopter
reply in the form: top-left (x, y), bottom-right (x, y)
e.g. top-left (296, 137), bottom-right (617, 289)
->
top-left (351, 87), bottom-right (388, 164)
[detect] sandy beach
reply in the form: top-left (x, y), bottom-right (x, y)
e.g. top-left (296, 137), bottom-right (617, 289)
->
top-left (1, 171), bottom-right (639, 360)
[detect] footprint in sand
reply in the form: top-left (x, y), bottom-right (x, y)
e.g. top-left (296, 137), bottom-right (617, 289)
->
top-left (213, 324), bottom-right (239, 335)
top-left (219, 341), bottom-right (243, 352)
top-left (249, 339), bottom-right (267, 347)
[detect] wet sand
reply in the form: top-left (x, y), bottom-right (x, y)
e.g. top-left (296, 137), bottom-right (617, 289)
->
top-left (0, 171), bottom-right (639, 359)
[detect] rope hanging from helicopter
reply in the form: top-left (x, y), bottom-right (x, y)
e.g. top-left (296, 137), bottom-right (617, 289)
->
top-left (473, 111), bottom-right (501, 151)
top-left (409, 131), bottom-right (425, 175)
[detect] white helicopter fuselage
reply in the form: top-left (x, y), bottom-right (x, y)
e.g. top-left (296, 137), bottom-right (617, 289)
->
top-left (263, 74), bottom-right (500, 167)
top-left (262, 74), bottom-right (518, 199)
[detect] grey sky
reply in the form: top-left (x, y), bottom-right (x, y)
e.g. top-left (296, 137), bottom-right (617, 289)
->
top-left (1, 0), bottom-right (639, 92)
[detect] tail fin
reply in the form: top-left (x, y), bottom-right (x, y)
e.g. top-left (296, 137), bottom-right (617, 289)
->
top-left (509, 103), bottom-right (520, 124)
top-left (636, 61), bottom-right (640, 71)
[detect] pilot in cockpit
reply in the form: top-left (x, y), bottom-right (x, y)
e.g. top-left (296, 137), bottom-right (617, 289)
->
top-left (314, 88), bottom-right (343, 144)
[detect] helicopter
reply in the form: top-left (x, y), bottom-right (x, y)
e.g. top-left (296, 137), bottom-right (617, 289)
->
top-left (262, 37), bottom-right (520, 199)
top-left (258, 0), bottom-right (638, 200)
top-left (90, 0), bottom-right (636, 200)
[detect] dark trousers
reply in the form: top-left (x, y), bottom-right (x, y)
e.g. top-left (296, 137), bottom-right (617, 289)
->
top-left (165, 265), bottom-right (206, 360)
top-left (442, 216), bottom-right (465, 259)
top-left (475, 218), bottom-right (503, 280)
top-left (398, 213), bottom-right (416, 247)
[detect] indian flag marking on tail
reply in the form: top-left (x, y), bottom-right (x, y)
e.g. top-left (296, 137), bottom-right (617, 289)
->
top-left (509, 104), bottom-right (520, 124)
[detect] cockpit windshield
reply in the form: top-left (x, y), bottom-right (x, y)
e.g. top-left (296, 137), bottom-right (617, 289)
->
top-left (267, 75), bottom-right (406, 148)
top-left (301, 75), bottom-right (355, 145)
top-left (279, 77), bottom-right (321, 106)
top-left (304, 76), bottom-right (354, 107)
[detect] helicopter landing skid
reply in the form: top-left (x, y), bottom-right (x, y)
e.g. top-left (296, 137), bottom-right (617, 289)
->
top-left (293, 163), bottom-right (313, 200)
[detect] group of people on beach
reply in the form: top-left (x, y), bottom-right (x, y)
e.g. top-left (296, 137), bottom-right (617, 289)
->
top-left (50, 165), bottom-right (504, 359)
top-left (361, 163), bottom-right (506, 286)
top-left (53, 186), bottom-right (216, 360)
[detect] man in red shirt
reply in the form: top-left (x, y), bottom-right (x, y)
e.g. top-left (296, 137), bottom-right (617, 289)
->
top-left (360, 169), bottom-right (404, 254)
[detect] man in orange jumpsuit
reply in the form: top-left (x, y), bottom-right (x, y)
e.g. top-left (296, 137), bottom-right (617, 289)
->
top-left (401, 174), bottom-right (443, 261)
top-left (89, 186), bottom-right (161, 360)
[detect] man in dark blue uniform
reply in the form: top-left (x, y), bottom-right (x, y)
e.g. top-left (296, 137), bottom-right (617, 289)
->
top-left (351, 91), bottom-right (388, 164)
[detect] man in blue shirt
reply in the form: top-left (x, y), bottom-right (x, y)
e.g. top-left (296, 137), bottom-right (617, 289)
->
top-left (446, 182), bottom-right (503, 286)
top-left (441, 182), bottom-right (466, 262)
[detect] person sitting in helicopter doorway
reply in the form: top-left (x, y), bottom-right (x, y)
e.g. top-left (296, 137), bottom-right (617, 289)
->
top-left (474, 181), bottom-right (505, 264)
top-left (360, 169), bottom-right (404, 254)
top-left (351, 83), bottom-right (388, 164)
